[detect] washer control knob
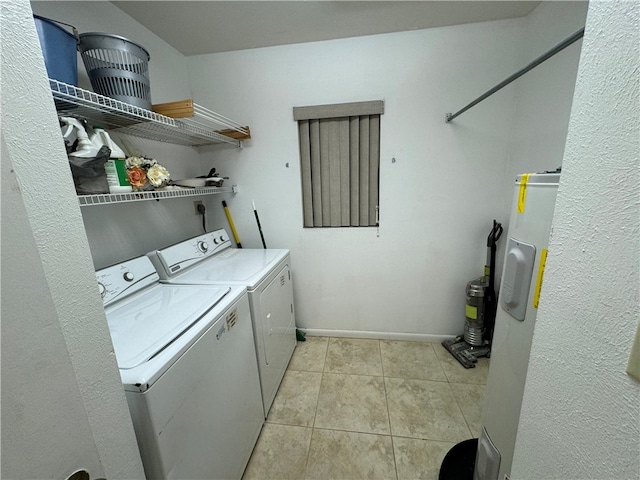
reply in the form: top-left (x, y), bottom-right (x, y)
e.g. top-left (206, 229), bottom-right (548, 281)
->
top-left (197, 241), bottom-right (209, 252)
top-left (219, 235), bottom-right (226, 243)
top-left (123, 272), bottom-right (134, 282)
top-left (98, 282), bottom-right (106, 298)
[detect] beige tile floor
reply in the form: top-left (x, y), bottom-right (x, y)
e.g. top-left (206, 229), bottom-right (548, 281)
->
top-left (242, 337), bottom-right (489, 480)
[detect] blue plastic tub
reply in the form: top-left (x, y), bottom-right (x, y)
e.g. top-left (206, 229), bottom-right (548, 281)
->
top-left (33, 15), bottom-right (78, 86)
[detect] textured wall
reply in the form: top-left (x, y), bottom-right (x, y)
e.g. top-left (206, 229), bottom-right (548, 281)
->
top-left (512, 1), bottom-right (640, 478)
top-left (1, 0), bottom-right (145, 477)
top-left (2, 132), bottom-right (103, 478)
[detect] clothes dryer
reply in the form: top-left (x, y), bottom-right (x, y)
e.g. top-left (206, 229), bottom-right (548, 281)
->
top-left (147, 229), bottom-right (296, 416)
top-left (97, 256), bottom-right (264, 479)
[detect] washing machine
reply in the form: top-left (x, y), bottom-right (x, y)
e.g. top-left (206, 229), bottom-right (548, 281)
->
top-left (96, 255), bottom-right (264, 479)
top-left (147, 228), bottom-right (297, 416)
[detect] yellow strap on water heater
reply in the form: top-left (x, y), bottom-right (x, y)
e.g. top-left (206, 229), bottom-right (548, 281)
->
top-left (517, 173), bottom-right (530, 214)
top-left (533, 248), bottom-right (548, 308)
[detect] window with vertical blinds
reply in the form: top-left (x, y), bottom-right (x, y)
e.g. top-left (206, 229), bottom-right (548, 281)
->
top-left (294, 100), bottom-right (383, 228)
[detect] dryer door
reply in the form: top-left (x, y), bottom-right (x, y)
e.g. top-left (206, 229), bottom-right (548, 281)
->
top-left (260, 264), bottom-right (296, 367)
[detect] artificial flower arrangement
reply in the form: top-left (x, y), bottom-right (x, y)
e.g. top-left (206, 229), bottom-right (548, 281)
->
top-left (125, 156), bottom-right (171, 191)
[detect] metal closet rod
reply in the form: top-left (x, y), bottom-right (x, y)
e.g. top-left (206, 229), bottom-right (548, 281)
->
top-left (445, 27), bottom-right (585, 123)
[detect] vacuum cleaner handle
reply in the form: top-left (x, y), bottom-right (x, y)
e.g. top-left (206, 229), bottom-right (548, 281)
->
top-left (484, 219), bottom-right (503, 345)
top-left (487, 220), bottom-right (503, 246)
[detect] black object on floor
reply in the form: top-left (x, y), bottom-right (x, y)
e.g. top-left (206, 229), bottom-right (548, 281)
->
top-left (442, 337), bottom-right (480, 369)
top-left (439, 438), bottom-right (478, 480)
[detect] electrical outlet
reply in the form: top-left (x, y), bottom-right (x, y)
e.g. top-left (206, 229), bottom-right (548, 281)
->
top-left (194, 200), bottom-right (203, 215)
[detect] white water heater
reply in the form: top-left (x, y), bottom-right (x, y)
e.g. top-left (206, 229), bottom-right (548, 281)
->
top-left (475, 173), bottom-right (560, 480)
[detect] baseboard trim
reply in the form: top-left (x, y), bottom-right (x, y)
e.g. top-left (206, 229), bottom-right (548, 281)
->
top-left (299, 328), bottom-right (456, 343)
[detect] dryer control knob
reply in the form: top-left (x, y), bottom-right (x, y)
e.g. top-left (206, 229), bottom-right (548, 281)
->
top-left (198, 241), bottom-right (209, 252)
top-left (219, 235), bottom-right (226, 243)
top-left (123, 272), bottom-right (134, 282)
top-left (98, 282), bottom-right (106, 298)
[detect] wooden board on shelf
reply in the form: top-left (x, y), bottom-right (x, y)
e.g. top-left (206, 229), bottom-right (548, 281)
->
top-left (152, 99), bottom-right (194, 118)
top-left (217, 127), bottom-right (251, 140)
top-left (152, 99), bottom-right (251, 140)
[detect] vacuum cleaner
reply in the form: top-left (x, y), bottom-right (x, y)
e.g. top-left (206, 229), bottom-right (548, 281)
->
top-left (442, 220), bottom-right (503, 368)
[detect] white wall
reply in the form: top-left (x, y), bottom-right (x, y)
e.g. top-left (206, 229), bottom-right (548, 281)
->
top-left (24, 0), bottom-right (588, 338)
top-left (29, 1), bottom-right (586, 339)
top-left (9, 1), bottom-right (633, 477)
top-left (31, 1), bottom-right (192, 103)
top-left (79, 137), bottom-right (215, 269)
top-left (2, 140), bottom-right (104, 479)
top-left (187, 11), bottom-right (584, 339)
top-left (505, 1), bottom-right (587, 196)
top-left (30, 1), bottom-right (218, 269)
top-left (1, 1), bottom-right (145, 478)
top-left (512, 1), bottom-right (640, 478)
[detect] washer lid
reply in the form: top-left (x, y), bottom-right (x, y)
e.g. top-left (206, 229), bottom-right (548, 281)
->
top-left (167, 249), bottom-right (288, 288)
top-left (106, 284), bottom-right (230, 369)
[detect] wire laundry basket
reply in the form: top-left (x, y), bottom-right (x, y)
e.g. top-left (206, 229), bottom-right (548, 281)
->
top-left (79, 32), bottom-right (151, 110)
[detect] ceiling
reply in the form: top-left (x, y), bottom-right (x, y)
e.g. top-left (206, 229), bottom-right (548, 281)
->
top-left (112, 1), bottom-right (541, 56)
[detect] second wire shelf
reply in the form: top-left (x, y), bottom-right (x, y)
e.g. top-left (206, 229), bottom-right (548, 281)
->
top-left (78, 186), bottom-right (234, 207)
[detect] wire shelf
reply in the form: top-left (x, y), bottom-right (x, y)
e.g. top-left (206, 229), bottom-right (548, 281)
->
top-left (78, 186), bottom-right (233, 207)
top-left (189, 103), bottom-right (250, 138)
top-left (51, 79), bottom-right (241, 147)
top-left (151, 99), bottom-right (251, 141)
